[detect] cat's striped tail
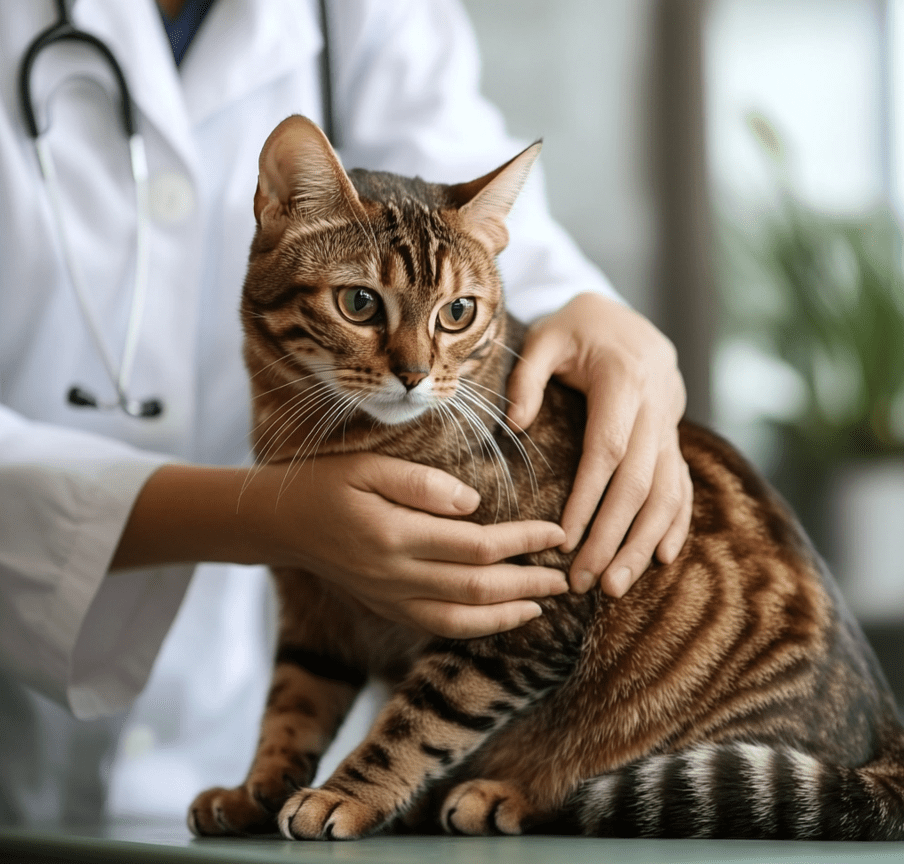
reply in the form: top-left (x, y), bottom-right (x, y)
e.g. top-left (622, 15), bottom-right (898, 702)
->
top-left (574, 742), bottom-right (904, 840)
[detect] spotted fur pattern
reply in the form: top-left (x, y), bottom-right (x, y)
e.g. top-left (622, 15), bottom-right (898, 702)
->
top-left (187, 116), bottom-right (904, 841)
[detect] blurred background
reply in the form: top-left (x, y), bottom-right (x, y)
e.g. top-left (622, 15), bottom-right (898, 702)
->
top-left (462, 0), bottom-right (904, 693)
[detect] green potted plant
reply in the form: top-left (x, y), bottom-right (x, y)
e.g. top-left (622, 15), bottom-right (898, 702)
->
top-left (716, 113), bottom-right (904, 621)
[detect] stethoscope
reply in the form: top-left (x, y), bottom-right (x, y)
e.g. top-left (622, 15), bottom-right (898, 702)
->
top-left (18, 0), bottom-right (162, 418)
top-left (17, 0), bottom-right (336, 420)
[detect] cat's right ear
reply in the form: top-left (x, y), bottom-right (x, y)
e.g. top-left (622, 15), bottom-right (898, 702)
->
top-left (254, 115), bottom-right (367, 244)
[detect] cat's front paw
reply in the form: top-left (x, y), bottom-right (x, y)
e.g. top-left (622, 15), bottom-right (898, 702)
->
top-left (188, 757), bottom-right (315, 837)
top-left (188, 785), bottom-right (277, 836)
top-left (441, 779), bottom-right (531, 835)
top-left (279, 787), bottom-right (387, 840)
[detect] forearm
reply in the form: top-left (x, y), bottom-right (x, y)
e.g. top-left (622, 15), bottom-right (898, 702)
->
top-left (110, 463), bottom-right (266, 570)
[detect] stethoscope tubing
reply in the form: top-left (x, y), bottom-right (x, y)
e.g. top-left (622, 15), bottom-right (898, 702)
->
top-left (19, 23), bottom-right (136, 140)
top-left (17, 0), bottom-right (162, 418)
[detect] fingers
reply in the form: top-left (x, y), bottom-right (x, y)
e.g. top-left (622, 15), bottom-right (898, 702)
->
top-left (559, 363), bottom-right (642, 553)
top-left (570, 435), bottom-right (692, 597)
top-left (355, 455), bottom-right (480, 516)
top-left (567, 412), bottom-right (656, 593)
top-left (415, 560), bottom-right (568, 606)
top-left (504, 320), bottom-right (564, 432)
top-left (410, 519), bottom-right (566, 565)
top-left (656, 462), bottom-right (694, 564)
top-left (399, 599), bottom-right (544, 640)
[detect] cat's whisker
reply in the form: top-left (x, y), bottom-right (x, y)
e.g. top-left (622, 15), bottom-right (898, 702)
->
top-left (458, 378), bottom-right (551, 467)
top-left (445, 399), bottom-right (500, 520)
top-left (456, 391), bottom-right (537, 504)
top-left (246, 393), bottom-right (318, 472)
top-left (246, 386), bottom-right (321, 474)
top-left (461, 397), bottom-right (523, 517)
top-left (306, 390), bottom-right (367, 463)
top-left (248, 350), bottom-right (312, 382)
top-left (251, 368), bottom-right (332, 401)
top-left (276, 404), bottom-right (345, 499)
top-left (461, 378), bottom-right (515, 406)
top-left (435, 401), bottom-right (478, 488)
top-left (492, 337), bottom-right (533, 367)
top-left (339, 393), bottom-right (369, 448)
top-left (449, 396), bottom-right (518, 522)
top-left (278, 390), bottom-right (362, 502)
top-left (279, 382), bottom-right (356, 466)
top-left (274, 387), bottom-right (349, 472)
top-left (456, 381), bottom-right (546, 497)
top-left (432, 401), bottom-right (464, 474)
top-left (251, 382), bottom-right (336, 462)
top-left (243, 384), bottom-right (340, 498)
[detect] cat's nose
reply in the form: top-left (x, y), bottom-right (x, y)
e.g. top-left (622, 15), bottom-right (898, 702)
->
top-left (396, 369), bottom-right (428, 391)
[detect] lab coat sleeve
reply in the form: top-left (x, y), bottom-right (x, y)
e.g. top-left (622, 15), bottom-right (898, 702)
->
top-left (0, 403), bottom-right (193, 720)
top-left (332, 0), bottom-right (621, 322)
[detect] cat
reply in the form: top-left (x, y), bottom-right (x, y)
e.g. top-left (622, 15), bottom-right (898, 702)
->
top-left (188, 114), bottom-right (904, 841)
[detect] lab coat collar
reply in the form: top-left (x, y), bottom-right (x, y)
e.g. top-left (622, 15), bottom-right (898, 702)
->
top-left (69, 0), bottom-right (321, 172)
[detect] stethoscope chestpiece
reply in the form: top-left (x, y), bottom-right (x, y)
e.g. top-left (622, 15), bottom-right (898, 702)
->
top-left (68, 386), bottom-right (164, 419)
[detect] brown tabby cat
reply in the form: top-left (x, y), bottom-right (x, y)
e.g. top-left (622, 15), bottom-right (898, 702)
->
top-left (188, 115), bottom-right (904, 841)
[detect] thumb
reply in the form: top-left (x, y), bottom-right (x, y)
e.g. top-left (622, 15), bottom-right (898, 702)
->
top-left (357, 454), bottom-right (480, 516)
top-left (505, 325), bottom-right (565, 431)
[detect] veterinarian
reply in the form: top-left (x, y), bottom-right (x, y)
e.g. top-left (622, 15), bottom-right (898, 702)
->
top-left (0, 0), bottom-right (691, 824)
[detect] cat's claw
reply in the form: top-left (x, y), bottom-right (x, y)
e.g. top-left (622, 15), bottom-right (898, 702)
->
top-left (279, 787), bottom-right (385, 840)
top-left (440, 779), bottom-right (529, 836)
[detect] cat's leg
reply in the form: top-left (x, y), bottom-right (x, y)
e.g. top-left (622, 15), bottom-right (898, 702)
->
top-left (188, 650), bottom-right (365, 835)
top-left (278, 601), bottom-right (588, 840)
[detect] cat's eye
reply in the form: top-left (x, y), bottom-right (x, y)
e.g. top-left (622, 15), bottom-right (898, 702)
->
top-left (337, 287), bottom-right (380, 323)
top-left (437, 297), bottom-right (476, 332)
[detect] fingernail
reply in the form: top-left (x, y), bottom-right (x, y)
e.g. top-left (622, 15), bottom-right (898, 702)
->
top-left (559, 523), bottom-right (582, 555)
top-left (548, 526), bottom-right (567, 546)
top-left (452, 483), bottom-right (480, 512)
top-left (549, 572), bottom-right (569, 594)
top-left (658, 543), bottom-right (677, 565)
top-left (606, 567), bottom-right (632, 598)
top-left (571, 570), bottom-right (595, 594)
top-left (525, 602), bottom-right (543, 621)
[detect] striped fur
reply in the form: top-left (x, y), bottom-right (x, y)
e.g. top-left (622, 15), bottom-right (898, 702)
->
top-left (187, 116), bottom-right (904, 842)
top-left (575, 742), bottom-right (904, 840)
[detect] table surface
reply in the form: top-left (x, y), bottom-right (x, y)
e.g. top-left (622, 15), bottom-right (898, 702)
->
top-left (3, 819), bottom-right (904, 864)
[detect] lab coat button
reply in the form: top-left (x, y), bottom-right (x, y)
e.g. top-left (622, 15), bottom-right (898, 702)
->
top-left (150, 172), bottom-right (195, 224)
top-left (122, 724), bottom-right (157, 760)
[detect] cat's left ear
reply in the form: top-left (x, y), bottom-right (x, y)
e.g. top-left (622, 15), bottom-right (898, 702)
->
top-left (449, 141), bottom-right (542, 255)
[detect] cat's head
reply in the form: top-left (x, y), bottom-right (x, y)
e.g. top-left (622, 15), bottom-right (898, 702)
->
top-left (242, 115), bottom-right (540, 431)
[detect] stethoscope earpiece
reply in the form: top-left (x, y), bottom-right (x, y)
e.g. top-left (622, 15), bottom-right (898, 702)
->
top-left (129, 398), bottom-right (164, 419)
top-left (66, 386), bottom-right (99, 408)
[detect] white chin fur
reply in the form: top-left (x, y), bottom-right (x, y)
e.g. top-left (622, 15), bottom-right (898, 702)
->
top-left (360, 396), bottom-right (432, 425)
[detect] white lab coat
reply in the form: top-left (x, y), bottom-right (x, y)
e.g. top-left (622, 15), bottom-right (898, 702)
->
top-left (0, 0), bottom-right (616, 824)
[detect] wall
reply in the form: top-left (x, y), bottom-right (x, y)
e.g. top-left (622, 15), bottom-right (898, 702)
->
top-left (460, 0), bottom-right (662, 321)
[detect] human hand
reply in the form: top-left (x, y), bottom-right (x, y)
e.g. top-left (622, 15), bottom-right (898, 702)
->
top-left (249, 453), bottom-right (568, 638)
top-left (505, 293), bottom-right (693, 597)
